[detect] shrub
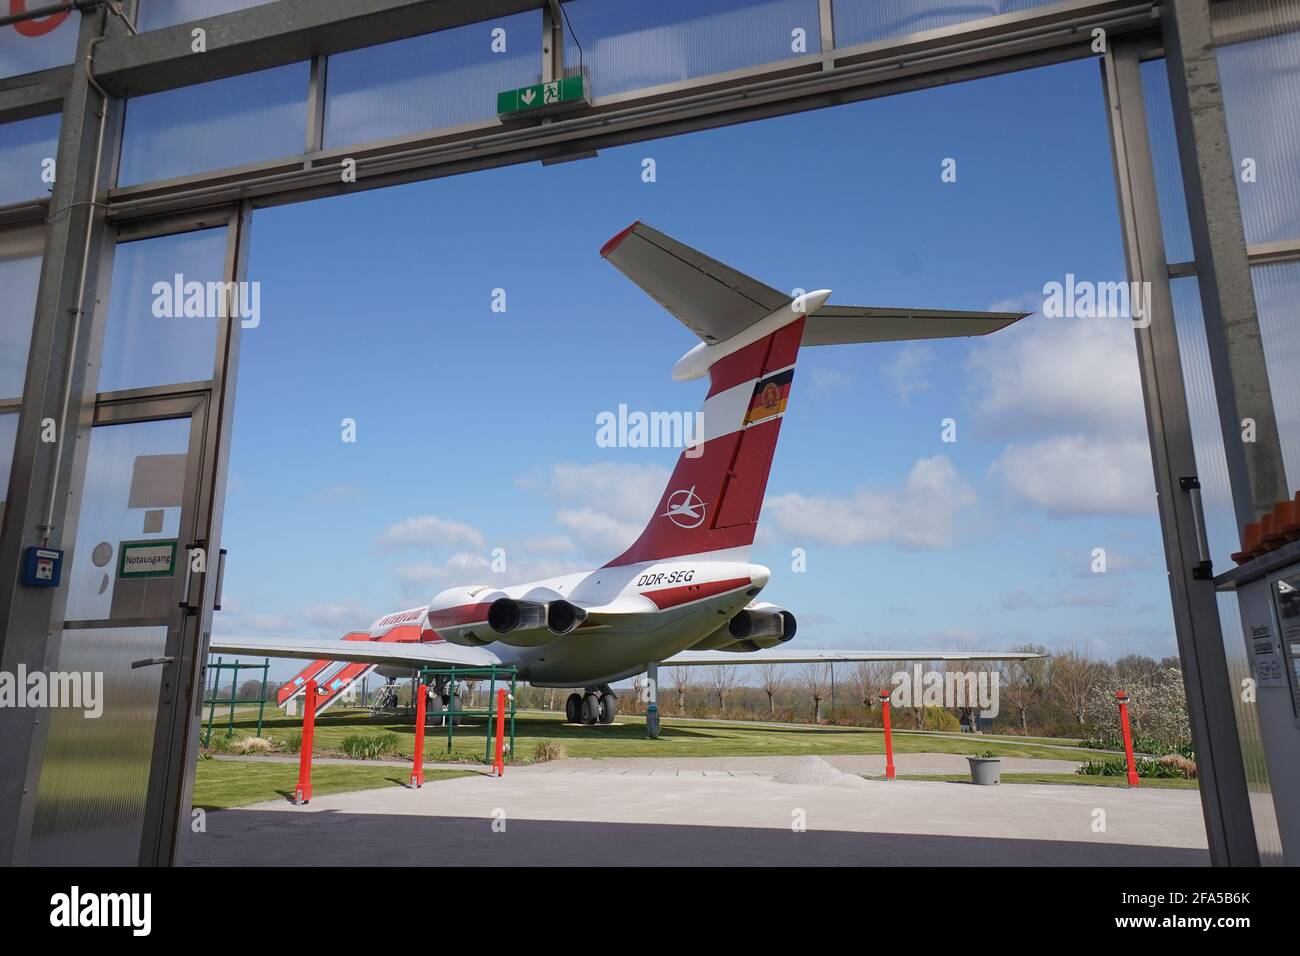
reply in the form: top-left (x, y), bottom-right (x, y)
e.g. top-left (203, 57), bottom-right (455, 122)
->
top-left (228, 735), bottom-right (273, 755)
top-left (532, 740), bottom-right (566, 763)
top-left (1158, 753), bottom-right (1197, 779)
top-left (283, 731), bottom-right (303, 754)
top-left (1076, 757), bottom-right (1191, 779)
top-left (341, 733), bottom-right (400, 759)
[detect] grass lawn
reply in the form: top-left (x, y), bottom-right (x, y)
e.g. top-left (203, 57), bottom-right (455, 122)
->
top-left (898, 772), bottom-right (1199, 789)
top-left (192, 760), bottom-right (472, 809)
top-left (219, 708), bottom-right (1111, 763)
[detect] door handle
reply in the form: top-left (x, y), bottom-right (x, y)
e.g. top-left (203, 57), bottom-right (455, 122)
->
top-left (214, 548), bottom-right (228, 611)
top-left (131, 656), bottom-right (175, 669)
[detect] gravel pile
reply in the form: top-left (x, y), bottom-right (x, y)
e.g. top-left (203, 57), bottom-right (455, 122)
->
top-left (771, 756), bottom-right (869, 788)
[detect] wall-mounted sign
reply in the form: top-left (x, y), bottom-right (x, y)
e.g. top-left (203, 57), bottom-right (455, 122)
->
top-left (117, 539), bottom-right (177, 579)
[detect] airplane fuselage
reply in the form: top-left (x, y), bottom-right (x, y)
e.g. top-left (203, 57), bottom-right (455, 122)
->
top-left (373, 557), bottom-right (770, 687)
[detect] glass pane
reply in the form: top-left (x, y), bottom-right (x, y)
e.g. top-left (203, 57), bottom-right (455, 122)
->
top-left (138, 0), bottom-right (280, 31)
top-left (64, 418), bottom-right (192, 622)
top-left (561, 0), bottom-right (820, 99)
top-left (1140, 58), bottom-right (1194, 265)
top-left (118, 63), bottom-right (308, 186)
top-left (1218, 29), bottom-right (1300, 245)
top-left (97, 228), bottom-right (227, 393)
top-left (0, 112), bottom-right (59, 206)
top-left (1170, 275), bottom-right (1284, 864)
top-left (1251, 261), bottom-right (1300, 489)
top-left (833, 0), bottom-right (1055, 47)
top-left (323, 10), bottom-right (541, 148)
top-left (0, 230), bottom-right (43, 399)
top-left (0, 4), bottom-right (78, 81)
top-left (28, 624), bottom-right (168, 865)
top-left (0, 410), bottom-right (15, 533)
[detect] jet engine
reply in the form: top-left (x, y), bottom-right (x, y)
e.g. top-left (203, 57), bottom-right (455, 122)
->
top-left (689, 602), bottom-right (796, 653)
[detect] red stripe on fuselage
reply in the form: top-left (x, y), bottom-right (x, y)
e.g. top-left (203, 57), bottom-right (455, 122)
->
top-left (642, 576), bottom-right (752, 609)
top-left (424, 602), bottom-right (492, 630)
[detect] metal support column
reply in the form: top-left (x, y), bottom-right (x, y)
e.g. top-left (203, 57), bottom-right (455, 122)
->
top-left (0, 6), bottom-right (122, 866)
top-left (1161, 0), bottom-right (1288, 526)
top-left (1102, 42), bottom-right (1259, 865)
top-left (645, 662), bottom-right (660, 739)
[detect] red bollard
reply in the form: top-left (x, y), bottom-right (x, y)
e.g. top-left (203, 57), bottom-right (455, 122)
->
top-left (294, 679), bottom-right (317, 804)
top-left (1116, 690), bottom-right (1140, 788)
top-left (411, 683), bottom-right (427, 788)
top-left (493, 687), bottom-right (507, 777)
top-left (879, 690), bottom-right (896, 780)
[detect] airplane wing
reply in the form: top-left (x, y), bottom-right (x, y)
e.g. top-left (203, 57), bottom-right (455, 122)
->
top-left (207, 636), bottom-right (501, 670)
top-left (601, 220), bottom-right (1030, 345)
top-left (658, 648), bottom-right (1042, 666)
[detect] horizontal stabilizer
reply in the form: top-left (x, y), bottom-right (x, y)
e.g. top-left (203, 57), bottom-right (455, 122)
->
top-left (602, 220), bottom-right (789, 344)
top-left (804, 304), bottom-right (1029, 346)
top-left (602, 221), bottom-right (1028, 346)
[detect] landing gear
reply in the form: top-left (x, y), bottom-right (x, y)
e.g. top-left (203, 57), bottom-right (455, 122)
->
top-left (565, 687), bottom-right (617, 725)
top-left (599, 693), bottom-right (618, 724)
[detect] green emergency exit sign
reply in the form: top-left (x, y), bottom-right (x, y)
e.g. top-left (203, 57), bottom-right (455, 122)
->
top-left (497, 75), bottom-right (588, 117)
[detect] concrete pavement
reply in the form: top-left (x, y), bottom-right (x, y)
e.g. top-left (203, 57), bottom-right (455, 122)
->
top-left (184, 754), bottom-right (1208, 866)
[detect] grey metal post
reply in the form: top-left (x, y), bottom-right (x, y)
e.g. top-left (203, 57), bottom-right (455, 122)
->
top-left (645, 662), bottom-right (660, 739)
top-left (1102, 42), bottom-right (1259, 865)
top-left (1161, 0), bottom-right (1288, 526)
top-left (0, 6), bottom-right (123, 866)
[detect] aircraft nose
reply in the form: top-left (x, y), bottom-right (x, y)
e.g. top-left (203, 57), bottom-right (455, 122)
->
top-left (749, 565), bottom-right (771, 589)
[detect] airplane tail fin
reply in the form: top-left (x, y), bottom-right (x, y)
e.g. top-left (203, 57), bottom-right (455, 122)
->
top-left (602, 315), bottom-right (805, 567)
top-left (598, 221), bottom-right (1029, 568)
top-left (602, 224), bottom-right (813, 567)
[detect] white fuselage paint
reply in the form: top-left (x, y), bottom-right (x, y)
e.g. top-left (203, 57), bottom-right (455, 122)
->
top-left (372, 554), bottom-right (768, 687)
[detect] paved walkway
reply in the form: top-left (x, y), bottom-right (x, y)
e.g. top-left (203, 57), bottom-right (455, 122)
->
top-left (185, 754), bottom-right (1207, 867)
top-left (527, 753), bottom-right (1083, 777)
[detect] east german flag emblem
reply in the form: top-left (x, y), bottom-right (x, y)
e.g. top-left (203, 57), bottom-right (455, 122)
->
top-left (744, 369), bottom-right (794, 426)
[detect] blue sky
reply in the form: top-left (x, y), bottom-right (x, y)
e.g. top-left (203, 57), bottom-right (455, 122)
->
top-left (215, 56), bottom-right (1177, 672)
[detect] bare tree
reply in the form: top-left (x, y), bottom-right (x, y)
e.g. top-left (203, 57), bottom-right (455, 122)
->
top-left (754, 663), bottom-right (786, 718)
top-left (801, 663), bottom-right (831, 723)
top-left (709, 664), bottom-right (740, 716)
top-left (1114, 653), bottom-right (1161, 690)
top-left (999, 644), bottom-right (1050, 731)
top-left (668, 665), bottom-right (693, 716)
top-left (1051, 648), bottom-right (1104, 725)
top-left (849, 661), bottom-right (894, 718)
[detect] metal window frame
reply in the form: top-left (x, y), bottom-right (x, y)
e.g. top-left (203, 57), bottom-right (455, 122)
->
top-left (1101, 38), bottom-right (1259, 866)
top-left (1, 0), bottom-right (1294, 868)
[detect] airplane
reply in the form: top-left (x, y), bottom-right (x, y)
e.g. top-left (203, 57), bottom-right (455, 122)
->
top-left (211, 221), bottom-right (1034, 727)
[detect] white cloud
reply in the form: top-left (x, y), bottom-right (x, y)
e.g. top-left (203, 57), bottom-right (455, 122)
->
top-left (518, 461), bottom-right (670, 559)
top-left (554, 507), bottom-right (642, 556)
top-left (764, 455), bottom-right (977, 550)
top-left (535, 461), bottom-right (669, 524)
top-left (966, 312), bottom-right (1146, 439)
top-left (1000, 581), bottom-right (1128, 611)
top-left (990, 436), bottom-right (1154, 516)
top-left (808, 367), bottom-right (851, 398)
top-left (375, 515), bottom-right (485, 552)
top-left (393, 550), bottom-right (588, 599)
top-left (881, 345), bottom-right (934, 403)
